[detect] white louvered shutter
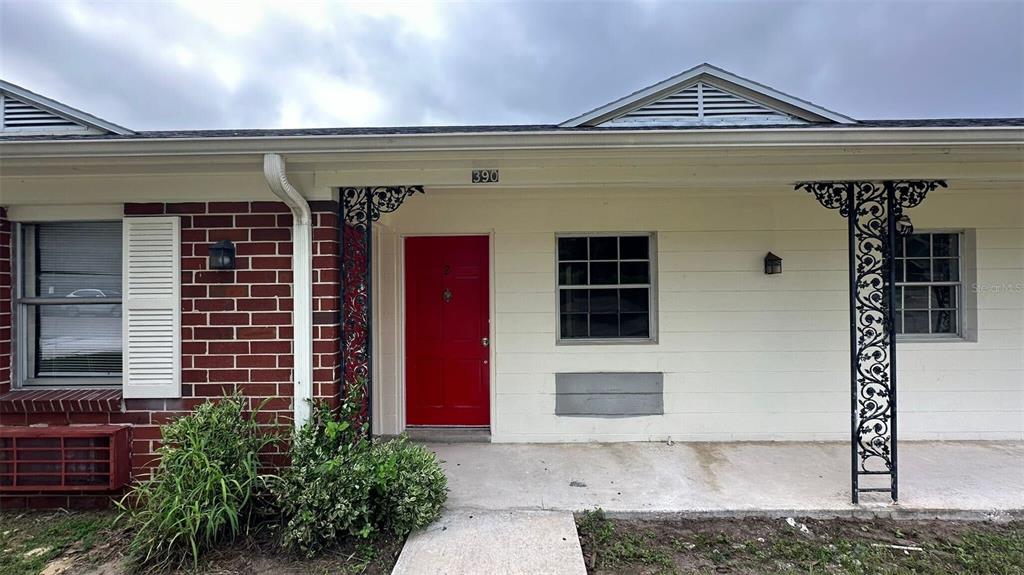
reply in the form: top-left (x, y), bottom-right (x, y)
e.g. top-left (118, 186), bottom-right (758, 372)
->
top-left (122, 217), bottom-right (181, 398)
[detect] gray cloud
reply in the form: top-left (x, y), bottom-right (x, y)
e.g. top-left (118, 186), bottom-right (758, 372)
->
top-left (1, 0), bottom-right (1021, 131)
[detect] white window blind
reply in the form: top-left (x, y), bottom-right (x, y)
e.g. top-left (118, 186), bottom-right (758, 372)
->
top-left (19, 222), bottom-right (123, 383)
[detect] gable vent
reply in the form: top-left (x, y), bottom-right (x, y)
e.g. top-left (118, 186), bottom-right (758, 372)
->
top-left (1, 93), bottom-right (87, 132)
top-left (604, 82), bottom-right (805, 127)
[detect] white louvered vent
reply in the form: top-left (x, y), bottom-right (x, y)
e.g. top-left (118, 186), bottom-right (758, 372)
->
top-left (1, 93), bottom-right (86, 131)
top-left (123, 217), bottom-right (181, 399)
top-left (604, 82), bottom-right (805, 127)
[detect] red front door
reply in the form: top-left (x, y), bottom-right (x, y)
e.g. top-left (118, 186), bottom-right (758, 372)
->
top-left (405, 236), bottom-right (490, 426)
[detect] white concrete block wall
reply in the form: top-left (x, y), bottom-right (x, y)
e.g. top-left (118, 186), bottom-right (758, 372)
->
top-left (376, 187), bottom-right (1023, 442)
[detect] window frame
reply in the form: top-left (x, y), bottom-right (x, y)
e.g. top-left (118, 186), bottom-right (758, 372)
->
top-left (555, 232), bottom-right (658, 345)
top-left (894, 229), bottom-right (965, 342)
top-left (14, 220), bottom-right (124, 389)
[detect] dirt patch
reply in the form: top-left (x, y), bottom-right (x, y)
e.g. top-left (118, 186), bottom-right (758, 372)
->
top-left (576, 510), bottom-right (1024, 575)
top-left (1, 512), bottom-right (403, 575)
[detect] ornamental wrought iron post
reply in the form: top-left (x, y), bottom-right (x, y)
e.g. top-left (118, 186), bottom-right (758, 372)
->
top-left (340, 186), bottom-right (424, 438)
top-left (796, 180), bottom-right (945, 503)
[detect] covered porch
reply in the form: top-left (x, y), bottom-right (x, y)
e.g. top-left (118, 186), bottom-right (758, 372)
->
top-left (424, 440), bottom-right (1024, 516)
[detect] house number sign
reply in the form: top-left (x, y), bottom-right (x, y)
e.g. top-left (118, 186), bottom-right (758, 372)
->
top-left (471, 169), bottom-right (499, 183)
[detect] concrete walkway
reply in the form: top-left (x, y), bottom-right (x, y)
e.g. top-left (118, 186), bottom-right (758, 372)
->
top-left (429, 440), bottom-right (1023, 517)
top-left (392, 509), bottom-right (586, 575)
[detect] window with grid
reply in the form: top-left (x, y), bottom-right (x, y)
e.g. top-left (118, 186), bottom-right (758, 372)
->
top-left (895, 232), bottom-right (961, 336)
top-left (557, 234), bottom-right (654, 342)
top-left (17, 222), bottom-right (123, 385)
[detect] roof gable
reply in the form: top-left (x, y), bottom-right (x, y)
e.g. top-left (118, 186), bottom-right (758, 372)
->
top-left (561, 63), bottom-right (856, 128)
top-left (0, 79), bottom-right (133, 136)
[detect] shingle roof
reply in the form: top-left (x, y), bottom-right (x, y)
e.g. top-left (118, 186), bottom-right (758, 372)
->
top-left (1, 118), bottom-right (1022, 142)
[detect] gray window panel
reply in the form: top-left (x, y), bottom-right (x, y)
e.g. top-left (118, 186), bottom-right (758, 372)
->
top-left (555, 372), bottom-right (664, 417)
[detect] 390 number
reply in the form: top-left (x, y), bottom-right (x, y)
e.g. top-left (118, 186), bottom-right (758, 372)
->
top-left (471, 169), bottom-right (499, 184)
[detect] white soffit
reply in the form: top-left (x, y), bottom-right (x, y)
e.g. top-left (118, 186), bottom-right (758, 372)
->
top-left (561, 63), bottom-right (857, 128)
top-left (0, 79), bottom-right (133, 136)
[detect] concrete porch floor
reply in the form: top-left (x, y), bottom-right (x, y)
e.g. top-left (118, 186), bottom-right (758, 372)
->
top-left (423, 441), bottom-right (1023, 518)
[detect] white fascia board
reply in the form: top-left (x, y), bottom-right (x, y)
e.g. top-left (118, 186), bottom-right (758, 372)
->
top-left (560, 63), bottom-right (857, 127)
top-left (0, 79), bottom-right (134, 135)
top-left (0, 126), bottom-right (1021, 162)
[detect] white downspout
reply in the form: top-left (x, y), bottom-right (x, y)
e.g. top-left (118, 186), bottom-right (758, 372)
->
top-left (263, 153), bottom-right (313, 428)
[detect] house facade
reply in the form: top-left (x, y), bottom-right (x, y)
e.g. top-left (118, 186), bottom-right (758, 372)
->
top-left (1, 65), bottom-right (1022, 507)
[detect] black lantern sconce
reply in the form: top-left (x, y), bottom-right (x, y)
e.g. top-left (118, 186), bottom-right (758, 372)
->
top-left (896, 214), bottom-right (914, 238)
top-left (209, 240), bottom-right (237, 270)
top-left (764, 252), bottom-right (782, 275)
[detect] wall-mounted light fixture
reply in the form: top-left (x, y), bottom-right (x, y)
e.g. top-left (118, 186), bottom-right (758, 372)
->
top-left (895, 214), bottom-right (914, 238)
top-left (209, 240), bottom-right (237, 270)
top-left (764, 252), bottom-right (782, 275)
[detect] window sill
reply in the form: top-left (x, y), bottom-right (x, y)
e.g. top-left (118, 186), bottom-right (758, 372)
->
top-left (556, 338), bottom-right (659, 346)
top-left (0, 389), bottom-right (123, 414)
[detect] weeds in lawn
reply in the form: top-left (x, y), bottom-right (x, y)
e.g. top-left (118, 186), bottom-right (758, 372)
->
top-left (576, 511), bottom-right (1024, 575)
top-left (0, 512), bottom-right (115, 575)
top-left (577, 509), bottom-right (675, 573)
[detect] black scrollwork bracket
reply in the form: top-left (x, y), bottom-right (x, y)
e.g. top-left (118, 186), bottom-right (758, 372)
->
top-left (340, 186), bottom-right (424, 437)
top-left (795, 180), bottom-right (945, 504)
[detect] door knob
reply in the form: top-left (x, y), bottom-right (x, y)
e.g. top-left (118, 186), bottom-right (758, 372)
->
top-left (482, 337), bottom-right (489, 347)
top-left (442, 288), bottom-right (452, 303)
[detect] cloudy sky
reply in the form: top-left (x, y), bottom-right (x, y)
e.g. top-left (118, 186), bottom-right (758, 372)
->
top-left (1, 1), bottom-right (1022, 131)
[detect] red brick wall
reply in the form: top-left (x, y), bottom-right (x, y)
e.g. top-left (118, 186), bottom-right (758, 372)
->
top-left (0, 208), bottom-right (10, 396)
top-left (0, 201), bottom-right (341, 509)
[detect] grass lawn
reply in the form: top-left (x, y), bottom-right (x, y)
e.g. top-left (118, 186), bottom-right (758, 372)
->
top-left (576, 509), bottom-right (1024, 575)
top-left (0, 510), bottom-right (404, 575)
top-left (0, 511), bottom-right (117, 575)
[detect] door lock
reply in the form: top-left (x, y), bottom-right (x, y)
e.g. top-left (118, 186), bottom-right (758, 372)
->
top-left (482, 337), bottom-right (489, 347)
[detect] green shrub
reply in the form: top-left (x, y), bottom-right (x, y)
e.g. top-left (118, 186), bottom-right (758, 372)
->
top-left (367, 436), bottom-right (448, 537)
top-left (117, 395), bottom-right (279, 571)
top-left (277, 382), bottom-right (447, 556)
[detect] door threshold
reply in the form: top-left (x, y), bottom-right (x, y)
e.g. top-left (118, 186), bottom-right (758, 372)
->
top-left (405, 426), bottom-right (491, 443)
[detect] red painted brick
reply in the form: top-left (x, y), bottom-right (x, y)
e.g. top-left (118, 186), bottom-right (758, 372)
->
top-left (238, 383), bottom-right (278, 396)
top-left (182, 341), bottom-right (207, 355)
top-left (210, 313), bottom-right (249, 326)
top-left (236, 355), bottom-right (277, 368)
top-left (236, 214), bottom-right (279, 227)
top-left (209, 202), bottom-right (250, 213)
top-left (166, 202), bottom-right (207, 214)
top-left (182, 228), bottom-right (207, 243)
top-left (194, 355), bottom-right (235, 368)
top-left (250, 201), bottom-right (290, 213)
top-left (251, 312), bottom-right (291, 326)
top-left (195, 298), bottom-right (235, 311)
top-left (252, 256), bottom-right (292, 269)
top-left (237, 327), bottom-right (276, 340)
top-left (124, 203), bottom-right (165, 215)
top-left (237, 242), bottom-right (277, 256)
top-left (249, 368), bottom-right (291, 382)
top-left (209, 341), bottom-right (249, 354)
top-left (251, 228), bottom-right (290, 241)
top-left (238, 298), bottom-right (277, 311)
top-left (193, 215), bottom-right (233, 228)
top-left (182, 366), bottom-right (207, 380)
top-left (193, 327), bottom-right (235, 340)
top-left (194, 271), bottom-right (236, 284)
top-left (250, 341), bottom-right (290, 354)
top-left (236, 270), bottom-right (277, 284)
top-left (208, 229), bottom-right (249, 242)
top-left (209, 285), bottom-right (248, 298)
top-left (251, 285), bottom-right (289, 297)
